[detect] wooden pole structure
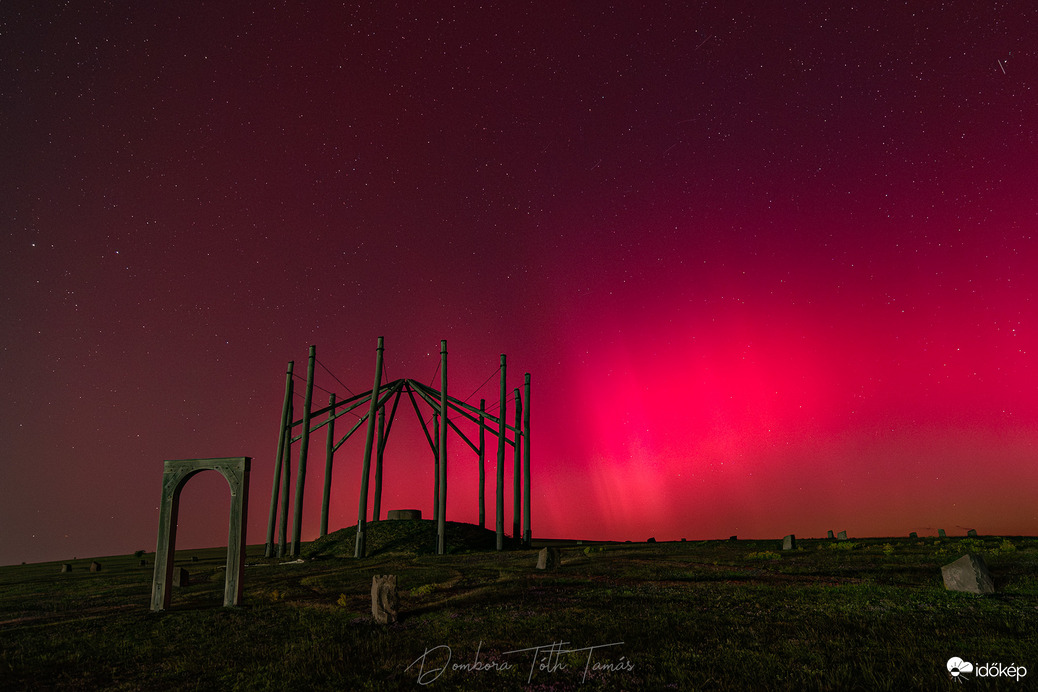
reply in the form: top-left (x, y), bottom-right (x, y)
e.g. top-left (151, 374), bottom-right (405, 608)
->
top-left (354, 336), bottom-right (384, 558)
top-left (522, 373), bottom-right (531, 546)
top-left (496, 354), bottom-right (506, 551)
top-left (290, 345), bottom-right (317, 557)
top-left (432, 413), bottom-right (440, 520)
top-left (277, 396), bottom-right (292, 557)
top-left (265, 360), bottom-right (294, 557)
top-left (373, 405), bottom-right (385, 521)
top-left (512, 387), bottom-right (522, 543)
top-left (319, 393), bottom-right (336, 537)
top-left (437, 340), bottom-right (448, 555)
top-left (478, 398), bottom-right (486, 529)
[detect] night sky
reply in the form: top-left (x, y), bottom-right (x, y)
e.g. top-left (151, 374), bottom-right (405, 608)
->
top-left (3, 3), bottom-right (1037, 566)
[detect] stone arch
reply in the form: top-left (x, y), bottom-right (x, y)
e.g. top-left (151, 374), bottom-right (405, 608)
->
top-left (150, 457), bottom-right (251, 611)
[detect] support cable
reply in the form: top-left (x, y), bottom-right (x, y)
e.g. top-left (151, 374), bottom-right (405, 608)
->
top-left (317, 358), bottom-right (354, 397)
top-left (463, 365), bottom-right (502, 404)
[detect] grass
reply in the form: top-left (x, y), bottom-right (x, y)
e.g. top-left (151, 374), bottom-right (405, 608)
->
top-left (1, 528), bottom-right (1036, 690)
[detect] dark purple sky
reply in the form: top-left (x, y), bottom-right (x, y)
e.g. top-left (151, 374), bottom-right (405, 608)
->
top-left (3, 2), bottom-right (1037, 566)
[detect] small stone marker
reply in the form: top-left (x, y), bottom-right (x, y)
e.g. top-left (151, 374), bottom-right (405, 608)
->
top-left (386, 509), bottom-right (422, 521)
top-left (729, 535), bottom-right (738, 542)
top-left (938, 528), bottom-right (947, 538)
top-left (941, 554), bottom-right (995, 594)
top-left (536, 547), bottom-right (560, 570)
top-left (967, 528), bottom-right (978, 538)
top-left (647, 537), bottom-right (656, 543)
top-left (782, 534), bottom-right (796, 551)
top-left (61, 564), bottom-right (72, 573)
top-left (827, 530), bottom-right (835, 539)
top-left (89, 561), bottom-right (102, 572)
top-left (173, 567), bottom-right (190, 587)
top-left (909, 532), bottom-right (918, 538)
top-left (371, 575), bottom-right (398, 624)
top-left (837, 531), bottom-right (848, 541)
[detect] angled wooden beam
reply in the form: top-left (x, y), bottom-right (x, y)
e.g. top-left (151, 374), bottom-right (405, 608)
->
top-left (405, 383), bottom-right (438, 456)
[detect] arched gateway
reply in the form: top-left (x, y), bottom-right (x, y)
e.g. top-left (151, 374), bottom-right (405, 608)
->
top-left (150, 457), bottom-right (251, 611)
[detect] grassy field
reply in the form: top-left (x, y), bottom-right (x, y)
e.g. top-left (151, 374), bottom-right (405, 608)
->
top-left (1, 523), bottom-right (1036, 690)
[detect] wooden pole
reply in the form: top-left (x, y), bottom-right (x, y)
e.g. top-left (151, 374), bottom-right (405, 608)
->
top-left (478, 398), bottom-right (486, 529)
top-left (290, 345), bottom-right (317, 557)
top-left (513, 387), bottom-right (522, 544)
top-left (437, 340), bottom-right (448, 555)
top-left (265, 360), bottom-right (293, 557)
top-left (319, 393), bottom-right (336, 537)
top-left (373, 405), bottom-right (385, 521)
top-left (432, 413), bottom-right (439, 521)
top-left (496, 354), bottom-right (506, 550)
top-left (354, 337), bottom-right (384, 558)
top-left (523, 373), bottom-right (531, 546)
top-left (277, 396), bottom-right (292, 557)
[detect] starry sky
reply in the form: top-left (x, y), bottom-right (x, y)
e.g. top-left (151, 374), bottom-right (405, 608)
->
top-left (3, 2), bottom-right (1037, 566)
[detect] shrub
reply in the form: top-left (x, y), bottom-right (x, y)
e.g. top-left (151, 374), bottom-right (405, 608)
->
top-left (746, 551), bottom-right (781, 560)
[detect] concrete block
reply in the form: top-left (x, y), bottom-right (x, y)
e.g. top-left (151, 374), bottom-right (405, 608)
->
top-left (942, 554), bottom-right (995, 594)
top-left (536, 547), bottom-right (560, 570)
top-left (386, 509), bottom-right (422, 521)
top-left (173, 567), bottom-right (190, 587)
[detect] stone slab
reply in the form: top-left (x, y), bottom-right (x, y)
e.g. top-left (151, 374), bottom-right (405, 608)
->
top-left (837, 531), bottom-right (848, 541)
top-left (782, 534), bottom-right (796, 551)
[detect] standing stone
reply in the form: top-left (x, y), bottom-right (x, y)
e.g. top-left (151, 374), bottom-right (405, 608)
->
top-left (782, 534), bottom-right (796, 551)
top-left (371, 575), bottom-right (398, 624)
top-left (837, 531), bottom-right (848, 541)
top-left (536, 547), bottom-right (560, 570)
top-left (61, 564), bottom-right (72, 573)
top-left (909, 532), bottom-right (918, 538)
top-left (941, 554), bottom-right (995, 594)
top-left (827, 530), bottom-right (835, 539)
top-left (938, 529), bottom-right (947, 538)
top-left (729, 535), bottom-right (738, 542)
top-left (173, 567), bottom-right (190, 587)
top-left (967, 529), bottom-right (978, 538)
top-left (647, 537), bottom-right (656, 543)
top-left (89, 561), bottom-right (102, 572)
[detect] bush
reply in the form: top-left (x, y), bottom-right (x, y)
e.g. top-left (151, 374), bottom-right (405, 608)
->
top-left (746, 551), bottom-right (781, 560)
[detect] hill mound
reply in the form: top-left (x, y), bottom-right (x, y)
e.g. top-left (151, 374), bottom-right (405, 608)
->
top-left (302, 519), bottom-right (499, 558)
